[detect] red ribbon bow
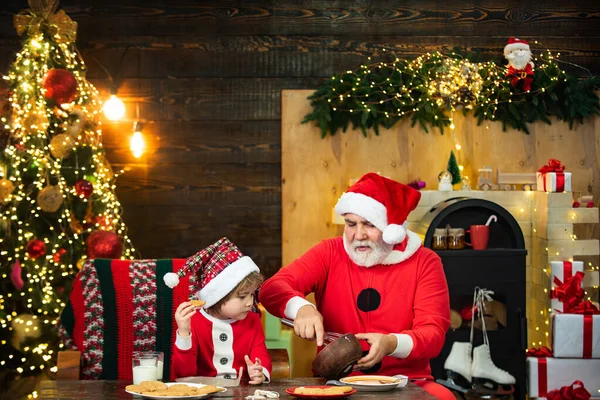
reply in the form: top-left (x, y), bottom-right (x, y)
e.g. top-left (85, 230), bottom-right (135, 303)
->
top-left (526, 346), bottom-right (553, 357)
top-left (546, 380), bottom-right (591, 400)
top-left (551, 272), bottom-right (586, 312)
top-left (569, 300), bottom-right (600, 315)
top-left (538, 159), bottom-right (566, 173)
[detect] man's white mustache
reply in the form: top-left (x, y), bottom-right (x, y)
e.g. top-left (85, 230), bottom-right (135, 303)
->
top-left (352, 241), bottom-right (373, 249)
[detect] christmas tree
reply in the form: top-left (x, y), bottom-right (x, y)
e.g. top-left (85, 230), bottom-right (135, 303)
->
top-left (0, 1), bottom-right (135, 390)
top-left (447, 150), bottom-right (461, 185)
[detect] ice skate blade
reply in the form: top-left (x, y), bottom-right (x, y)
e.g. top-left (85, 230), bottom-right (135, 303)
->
top-left (435, 378), bottom-right (469, 394)
top-left (472, 377), bottom-right (515, 395)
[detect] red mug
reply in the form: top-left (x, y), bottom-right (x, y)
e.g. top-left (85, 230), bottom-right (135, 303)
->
top-left (466, 225), bottom-right (489, 250)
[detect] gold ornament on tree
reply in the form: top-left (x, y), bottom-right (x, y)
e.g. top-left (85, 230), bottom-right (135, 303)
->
top-left (69, 215), bottom-right (83, 234)
top-left (11, 314), bottom-right (41, 350)
top-left (49, 133), bottom-right (75, 159)
top-left (37, 185), bottom-right (63, 212)
top-left (13, 0), bottom-right (77, 43)
top-left (0, 179), bottom-right (15, 203)
top-left (76, 258), bottom-right (86, 270)
top-left (65, 106), bottom-right (85, 137)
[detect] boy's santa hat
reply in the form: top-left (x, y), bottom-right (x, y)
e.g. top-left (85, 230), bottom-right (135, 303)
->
top-left (334, 173), bottom-right (421, 245)
top-left (163, 237), bottom-right (259, 308)
top-left (504, 38), bottom-right (530, 56)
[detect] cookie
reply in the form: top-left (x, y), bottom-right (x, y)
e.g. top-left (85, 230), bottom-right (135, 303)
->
top-left (125, 384), bottom-right (144, 393)
top-left (195, 385), bottom-right (222, 395)
top-left (189, 299), bottom-right (206, 307)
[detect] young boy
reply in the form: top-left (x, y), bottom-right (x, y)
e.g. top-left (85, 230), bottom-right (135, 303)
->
top-left (163, 237), bottom-right (272, 384)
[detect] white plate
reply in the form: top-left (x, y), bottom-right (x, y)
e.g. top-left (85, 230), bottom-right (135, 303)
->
top-left (339, 375), bottom-right (408, 392)
top-left (125, 382), bottom-right (227, 399)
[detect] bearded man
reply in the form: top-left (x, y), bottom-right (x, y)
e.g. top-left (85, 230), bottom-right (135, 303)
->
top-left (259, 173), bottom-right (452, 399)
top-left (504, 37), bottom-right (535, 91)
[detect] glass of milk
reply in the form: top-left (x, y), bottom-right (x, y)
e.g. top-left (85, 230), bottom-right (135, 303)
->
top-left (132, 352), bottom-right (158, 384)
top-left (148, 351), bottom-right (164, 381)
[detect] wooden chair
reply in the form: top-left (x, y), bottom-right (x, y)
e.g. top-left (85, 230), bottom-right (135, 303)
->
top-left (57, 348), bottom-right (290, 380)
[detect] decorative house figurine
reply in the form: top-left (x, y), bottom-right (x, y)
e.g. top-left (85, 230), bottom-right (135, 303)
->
top-left (477, 166), bottom-right (493, 191)
top-left (438, 171), bottom-right (453, 191)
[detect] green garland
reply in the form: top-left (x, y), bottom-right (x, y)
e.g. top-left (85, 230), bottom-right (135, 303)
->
top-left (303, 49), bottom-right (600, 136)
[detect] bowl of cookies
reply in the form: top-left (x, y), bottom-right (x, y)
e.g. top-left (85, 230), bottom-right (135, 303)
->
top-left (312, 334), bottom-right (363, 380)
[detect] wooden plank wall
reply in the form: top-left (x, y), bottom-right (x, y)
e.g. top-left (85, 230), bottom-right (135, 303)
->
top-left (1, 0), bottom-right (599, 278)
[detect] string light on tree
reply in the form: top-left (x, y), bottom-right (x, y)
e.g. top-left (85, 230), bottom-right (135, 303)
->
top-left (0, 1), bottom-right (136, 391)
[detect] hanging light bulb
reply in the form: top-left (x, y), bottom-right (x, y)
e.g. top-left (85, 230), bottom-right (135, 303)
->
top-left (103, 93), bottom-right (125, 121)
top-left (130, 122), bottom-right (145, 158)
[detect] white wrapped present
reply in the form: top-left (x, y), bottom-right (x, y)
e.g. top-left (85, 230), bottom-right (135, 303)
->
top-left (552, 313), bottom-right (600, 358)
top-left (550, 261), bottom-right (584, 312)
top-left (527, 356), bottom-right (600, 397)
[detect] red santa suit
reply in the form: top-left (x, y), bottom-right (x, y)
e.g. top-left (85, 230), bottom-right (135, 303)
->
top-left (506, 63), bottom-right (534, 91)
top-left (260, 232), bottom-right (449, 379)
top-left (173, 308), bottom-right (272, 381)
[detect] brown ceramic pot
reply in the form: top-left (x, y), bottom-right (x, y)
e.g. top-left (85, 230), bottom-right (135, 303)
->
top-left (312, 334), bottom-right (363, 380)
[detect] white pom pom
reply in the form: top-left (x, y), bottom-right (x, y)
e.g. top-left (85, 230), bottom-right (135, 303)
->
top-left (163, 272), bottom-right (180, 289)
top-left (382, 224), bottom-right (406, 244)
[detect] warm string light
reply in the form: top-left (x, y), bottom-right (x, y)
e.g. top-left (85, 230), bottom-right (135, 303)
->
top-left (0, 31), bottom-right (136, 379)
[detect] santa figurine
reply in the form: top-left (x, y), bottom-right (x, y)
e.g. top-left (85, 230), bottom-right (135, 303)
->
top-left (504, 38), bottom-right (534, 91)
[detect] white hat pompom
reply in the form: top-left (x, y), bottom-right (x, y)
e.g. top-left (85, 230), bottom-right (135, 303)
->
top-left (382, 224), bottom-right (406, 245)
top-left (163, 272), bottom-right (180, 289)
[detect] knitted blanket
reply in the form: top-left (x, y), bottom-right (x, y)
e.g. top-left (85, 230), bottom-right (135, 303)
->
top-left (57, 258), bottom-right (190, 381)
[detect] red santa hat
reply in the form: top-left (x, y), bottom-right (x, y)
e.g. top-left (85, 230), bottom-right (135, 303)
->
top-left (504, 38), bottom-right (530, 56)
top-left (163, 237), bottom-right (260, 308)
top-left (334, 173), bottom-right (421, 245)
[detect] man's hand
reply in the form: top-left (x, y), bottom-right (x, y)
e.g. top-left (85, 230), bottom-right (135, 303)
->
top-left (294, 305), bottom-right (325, 346)
top-left (244, 355), bottom-right (265, 385)
top-left (353, 333), bottom-right (397, 370)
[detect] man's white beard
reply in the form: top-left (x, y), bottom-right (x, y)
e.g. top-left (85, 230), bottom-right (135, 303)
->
top-left (508, 51), bottom-right (531, 70)
top-left (343, 233), bottom-right (394, 267)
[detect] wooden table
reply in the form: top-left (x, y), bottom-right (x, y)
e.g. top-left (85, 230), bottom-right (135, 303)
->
top-left (38, 378), bottom-right (436, 399)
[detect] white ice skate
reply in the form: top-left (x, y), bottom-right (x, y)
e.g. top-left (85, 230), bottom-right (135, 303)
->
top-left (436, 341), bottom-right (472, 393)
top-left (470, 288), bottom-right (516, 396)
top-left (471, 343), bottom-right (516, 395)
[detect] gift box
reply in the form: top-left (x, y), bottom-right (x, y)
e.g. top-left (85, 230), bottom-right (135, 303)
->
top-left (527, 357), bottom-right (600, 397)
top-left (537, 159), bottom-right (571, 192)
top-left (552, 313), bottom-right (600, 358)
top-left (550, 261), bottom-right (584, 312)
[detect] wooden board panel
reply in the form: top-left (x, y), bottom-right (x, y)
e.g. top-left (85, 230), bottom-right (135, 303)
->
top-left (123, 205), bottom-right (281, 276)
top-left (111, 163), bottom-right (280, 207)
top-left (2, 1), bottom-right (599, 37)
top-left (101, 120), bottom-right (281, 164)
top-left (89, 78), bottom-right (322, 121)
top-left (73, 36), bottom-right (600, 79)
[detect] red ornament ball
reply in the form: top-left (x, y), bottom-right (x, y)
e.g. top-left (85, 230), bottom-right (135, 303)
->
top-left (43, 68), bottom-right (78, 104)
top-left (86, 230), bottom-right (122, 259)
top-left (75, 179), bottom-right (93, 198)
top-left (26, 238), bottom-right (46, 260)
top-left (587, 201), bottom-right (595, 208)
top-left (573, 201), bottom-right (580, 208)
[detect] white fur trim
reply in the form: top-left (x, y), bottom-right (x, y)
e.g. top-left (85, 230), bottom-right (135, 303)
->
top-left (334, 192), bottom-right (388, 232)
top-left (380, 231), bottom-right (422, 265)
top-left (284, 296), bottom-right (315, 320)
top-left (197, 256), bottom-right (259, 308)
top-left (163, 272), bottom-right (180, 288)
top-left (382, 224), bottom-right (406, 244)
top-left (175, 330), bottom-right (193, 350)
top-left (504, 42), bottom-right (530, 56)
top-left (389, 333), bottom-right (413, 358)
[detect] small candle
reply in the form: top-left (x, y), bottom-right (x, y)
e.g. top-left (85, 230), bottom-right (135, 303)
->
top-left (133, 365), bottom-right (157, 384)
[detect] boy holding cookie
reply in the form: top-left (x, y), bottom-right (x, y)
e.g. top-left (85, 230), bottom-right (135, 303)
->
top-left (163, 237), bottom-right (272, 384)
